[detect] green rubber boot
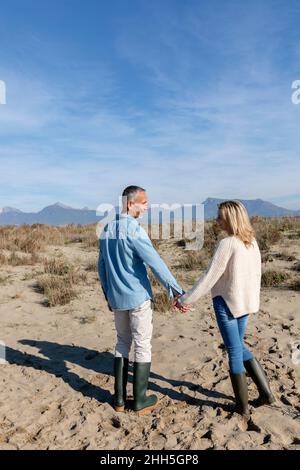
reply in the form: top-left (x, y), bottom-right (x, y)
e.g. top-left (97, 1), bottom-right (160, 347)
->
top-left (229, 372), bottom-right (250, 417)
top-left (113, 357), bottom-right (129, 412)
top-left (244, 357), bottom-right (275, 406)
top-left (133, 362), bottom-right (158, 415)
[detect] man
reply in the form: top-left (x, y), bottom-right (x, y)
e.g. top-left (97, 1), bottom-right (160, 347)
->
top-left (98, 185), bottom-right (188, 415)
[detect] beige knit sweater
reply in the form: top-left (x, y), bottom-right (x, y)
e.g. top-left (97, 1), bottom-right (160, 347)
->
top-left (179, 235), bottom-right (262, 318)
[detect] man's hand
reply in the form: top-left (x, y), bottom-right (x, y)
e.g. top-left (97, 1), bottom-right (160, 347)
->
top-left (173, 294), bottom-right (192, 313)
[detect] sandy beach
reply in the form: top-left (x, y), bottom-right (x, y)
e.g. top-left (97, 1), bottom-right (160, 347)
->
top-left (0, 224), bottom-right (299, 450)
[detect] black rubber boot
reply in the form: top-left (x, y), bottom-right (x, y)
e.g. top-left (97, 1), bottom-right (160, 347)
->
top-left (229, 372), bottom-right (250, 417)
top-left (244, 357), bottom-right (275, 407)
top-left (113, 357), bottom-right (129, 412)
top-left (133, 362), bottom-right (158, 415)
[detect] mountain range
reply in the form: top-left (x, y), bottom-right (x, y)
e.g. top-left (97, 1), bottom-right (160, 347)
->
top-left (0, 199), bottom-right (299, 226)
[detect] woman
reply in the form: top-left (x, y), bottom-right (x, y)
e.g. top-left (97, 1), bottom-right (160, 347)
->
top-left (177, 200), bottom-right (275, 417)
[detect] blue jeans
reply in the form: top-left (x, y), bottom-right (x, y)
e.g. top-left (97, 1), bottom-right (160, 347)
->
top-left (212, 296), bottom-right (253, 374)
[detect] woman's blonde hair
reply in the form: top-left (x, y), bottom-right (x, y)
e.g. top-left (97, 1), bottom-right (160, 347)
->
top-left (218, 200), bottom-right (256, 247)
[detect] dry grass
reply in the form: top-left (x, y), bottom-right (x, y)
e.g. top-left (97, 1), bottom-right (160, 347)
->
top-left (251, 215), bottom-right (300, 233)
top-left (251, 216), bottom-right (300, 250)
top-left (62, 224), bottom-right (99, 249)
top-left (0, 250), bottom-right (7, 265)
top-left (0, 275), bottom-right (10, 285)
top-left (290, 278), bottom-right (300, 291)
top-left (177, 250), bottom-right (208, 270)
top-left (28, 252), bottom-right (41, 265)
top-left (43, 257), bottom-right (86, 281)
top-left (7, 252), bottom-right (28, 266)
top-left (44, 257), bottom-right (72, 276)
top-left (287, 231), bottom-right (300, 240)
top-left (35, 275), bottom-right (77, 307)
top-left (253, 223), bottom-right (282, 251)
top-left (261, 270), bottom-right (290, 287)
top-left (153, 291), bottom-right (173, 313)
top-left (274, 252), bottom-right (297, 262)
top-left (59, 224), bottom-right (95, 244)
top-left (1, 216), bottom-right (299, 311)
top-left (0, 224), bottom-right (64, 252)
top-left (35, 257), bottom-right (87, 307)
top-left (203, 221), bottom-right (223, 256)
top-left (22, 270), bottom-right (43, 281)
top-left (0, 223), bottom-right (101, 254)
top-left (75, 314), bottom-right (97, 324)
top-left (261, 253), bottom-right (274, 264)
top-left (7, 251), bottom-right (40, 266)
top-left (85, 259), bottom-right (98, 272)
top-left (64, 235), bottom-right (85, 244)
top-left (293, 262), bottom-right (300, 272)
top-left (82, 232), bottom-right (99, 249)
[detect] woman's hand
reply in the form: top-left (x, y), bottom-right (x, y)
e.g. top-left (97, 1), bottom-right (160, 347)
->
top-left (173, 294), bottom-right (192, 313)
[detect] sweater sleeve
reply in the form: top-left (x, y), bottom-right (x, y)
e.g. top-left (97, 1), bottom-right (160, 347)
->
top-left (178, 237), bottom-right (234, 304)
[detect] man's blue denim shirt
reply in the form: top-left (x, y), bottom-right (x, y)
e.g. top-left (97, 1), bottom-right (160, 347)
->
top-left (98, 213), bottom-right (184, 310)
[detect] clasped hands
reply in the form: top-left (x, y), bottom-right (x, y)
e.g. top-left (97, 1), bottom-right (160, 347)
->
top-left (173, 294), bottom-right (192, 313)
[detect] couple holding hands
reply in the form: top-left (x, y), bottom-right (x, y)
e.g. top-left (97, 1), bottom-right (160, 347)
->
top-left (98, 186), bottom-right (275, 417)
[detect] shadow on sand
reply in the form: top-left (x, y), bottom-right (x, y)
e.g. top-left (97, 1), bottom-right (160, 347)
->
top-left (5, 340), bottom-right (232, 411)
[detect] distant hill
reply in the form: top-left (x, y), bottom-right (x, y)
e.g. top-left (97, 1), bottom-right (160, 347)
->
top-left (0, 202), bottom-right (100, 226)
top-left (0, 198), bottom-right (299, 226)
top-left (202, 198), bottom-right (300, 219)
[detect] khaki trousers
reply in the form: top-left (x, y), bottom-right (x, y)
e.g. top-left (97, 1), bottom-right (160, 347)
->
top-left (113, 299), bottom-right (153, 362)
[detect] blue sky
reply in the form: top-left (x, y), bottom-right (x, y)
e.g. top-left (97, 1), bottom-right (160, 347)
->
top-left (0, 0), bottom-right (300, 212)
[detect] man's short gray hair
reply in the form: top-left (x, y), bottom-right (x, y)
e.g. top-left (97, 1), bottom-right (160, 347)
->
top-left (122, 185), bottom-right (146, 203)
